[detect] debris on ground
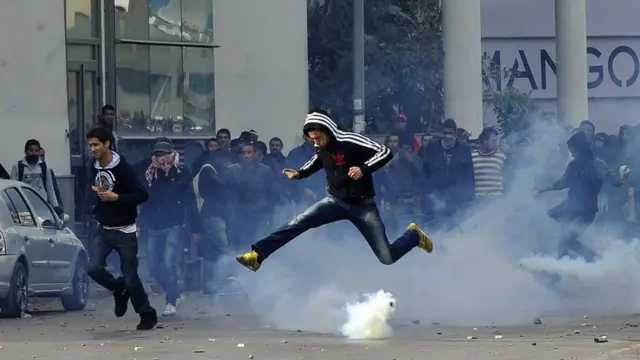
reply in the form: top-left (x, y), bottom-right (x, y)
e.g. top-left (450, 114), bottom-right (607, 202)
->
top-left (533, 317), bottom-right (542, 325)
top-left (594, 336), bottom-right (608, 343)
top-left (466, 336), bottom-right (477, 340)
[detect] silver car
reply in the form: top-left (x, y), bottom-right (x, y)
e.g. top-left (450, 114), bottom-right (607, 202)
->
top-left (0, 180), bottom-right (89, 317)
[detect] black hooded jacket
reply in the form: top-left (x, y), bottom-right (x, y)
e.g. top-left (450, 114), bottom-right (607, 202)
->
top-left (297, 112), bottom-right (393, 203)
top-left (549, 131), bottom-right (620, 221)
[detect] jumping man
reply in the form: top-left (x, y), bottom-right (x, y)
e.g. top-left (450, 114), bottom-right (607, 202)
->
top-left (236, 109), bottom-right (434, 271)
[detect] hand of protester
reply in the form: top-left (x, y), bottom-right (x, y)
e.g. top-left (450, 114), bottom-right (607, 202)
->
top-left (97, 190), bottom-right (119, 202)
top-left (620, 165), bottom-right (631, 182)
top-left (282, 168), bottom-right (300, 180)
top-left (348, 166), bottom-right (363, 180)
top-left (532, 188), bottom-right (544, 199)
top-left (303, 188), bottom-right (316, 201)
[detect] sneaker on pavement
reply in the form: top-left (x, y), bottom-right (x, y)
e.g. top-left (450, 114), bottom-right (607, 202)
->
top-left (162, 304), bottom-right (177, 316)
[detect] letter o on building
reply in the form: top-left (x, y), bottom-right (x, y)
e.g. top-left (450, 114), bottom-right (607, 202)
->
top-left (608, 45), bottom-right (640, 87)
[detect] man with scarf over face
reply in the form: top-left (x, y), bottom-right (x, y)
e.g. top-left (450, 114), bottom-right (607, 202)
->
top-left (138, 138), bottom-right (200, 316)
top-left (534, 131), bottom-right (629, 262)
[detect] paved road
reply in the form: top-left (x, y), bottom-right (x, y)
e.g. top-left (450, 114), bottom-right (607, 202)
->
top-left (1, 293), bottom-right (640, 360)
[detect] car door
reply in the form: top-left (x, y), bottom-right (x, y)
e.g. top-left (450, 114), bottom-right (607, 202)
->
top-left (20, 187), bottom-right (74, 285)
top-left (1, 188), bottom-right (51, 286)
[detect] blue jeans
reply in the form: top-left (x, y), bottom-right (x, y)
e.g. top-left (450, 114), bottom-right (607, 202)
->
top-left (147, 226), bottom-right (182, 305)
top-left (253, 196), bottom-right (419, 265)
top-left (201, 216), bottom-right (234, 293)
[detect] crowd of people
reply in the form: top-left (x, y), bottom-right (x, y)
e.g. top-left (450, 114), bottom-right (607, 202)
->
top-left (3, 106), bottom-right (640, 329)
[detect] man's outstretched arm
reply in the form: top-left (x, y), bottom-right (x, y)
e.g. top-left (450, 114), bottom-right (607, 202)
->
top-left (297, 154), bottom-right (323, 179)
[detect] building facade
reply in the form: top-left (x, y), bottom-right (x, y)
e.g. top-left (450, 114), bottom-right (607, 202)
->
top-left (0, 0), bottom-right (308, 224)
top-left (2, 0), bottom-right (639, 223)
top-left (481, 0), bottom-right (640, 133)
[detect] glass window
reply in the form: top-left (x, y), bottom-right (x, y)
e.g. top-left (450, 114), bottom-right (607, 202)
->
top-left (182, 0), bottom-right (214, 44)
top-left (66, 0), bottom-right (99, 39)
top-left (149, 0), bottom-right (182, 42)
top-left (183, 48), bottom-right (215, 133)
top-left (67, 45), bottom-right (95, 61)
top-left (115, 0), bottom-right (213, 43)
top-left (3, 189), bottom-right (36, 227)
top-left (115, 44), bottom-right (215, 137)
top-left (22, 188), bottom-right (59, 228)
top-left (115, 44), bottom-right (151, 134)
top-left (2, 191), bottom-right (21, 226)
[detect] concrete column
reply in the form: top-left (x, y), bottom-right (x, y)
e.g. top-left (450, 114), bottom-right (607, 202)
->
top-left (214, 0), bottom-right (309, 153)
top-left (442, 0), bottom-right (483, 137)
top-left (555, 0), bottom-right (589, 127)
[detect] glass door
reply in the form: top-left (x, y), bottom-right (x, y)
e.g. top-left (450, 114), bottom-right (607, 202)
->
top-left (67, 61), bottom-right (100, 227)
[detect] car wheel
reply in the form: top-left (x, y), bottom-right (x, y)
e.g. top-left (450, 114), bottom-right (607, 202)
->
top-left (61, 255), bottom-right (89, 311)
top-left (0, 261), bottom-right (28, 318)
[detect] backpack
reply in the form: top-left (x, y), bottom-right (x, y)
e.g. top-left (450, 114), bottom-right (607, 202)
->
top-left (192, 163), bottom-right (216, 212)
top-left (18, 161), bottom-right (47, 188)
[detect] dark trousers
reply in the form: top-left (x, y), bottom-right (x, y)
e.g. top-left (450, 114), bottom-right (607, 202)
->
top-left (557, 218), bottom-right (596, 261)
top-left (549, 207), bottom-right (597, 262)
top-left (88, 219), bottom-right (120, 271)
top-left (253, 196), bottom-right (419, 265)
top-left (88, 227), bottom-right (154, 314)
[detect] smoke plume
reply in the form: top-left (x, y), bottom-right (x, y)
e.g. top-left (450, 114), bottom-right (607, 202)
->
top-left (236, 119), bottom-right (640, 334)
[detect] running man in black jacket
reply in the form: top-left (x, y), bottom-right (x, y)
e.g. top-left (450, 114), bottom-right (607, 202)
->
top-left (236, 110), bottom-right (434, 272)
top-left (85, 127), bottom-right (157, 330)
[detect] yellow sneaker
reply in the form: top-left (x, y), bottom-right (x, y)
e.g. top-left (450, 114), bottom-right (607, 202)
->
top-left (408, 223), bottom-right (434, 253)
top-left (236, 250), bottom-right (261, 272)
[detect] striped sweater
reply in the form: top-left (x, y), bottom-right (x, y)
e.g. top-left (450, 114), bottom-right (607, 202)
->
top-left (472, 150), bottom-right (507, 196)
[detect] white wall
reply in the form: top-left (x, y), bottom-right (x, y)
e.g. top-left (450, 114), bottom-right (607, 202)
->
top-left (0, 0), bottom-right (70, 175)
top-left (213, 0), bottom-right (309, 152)
top-left (481, 0), bottom-right (640, 133)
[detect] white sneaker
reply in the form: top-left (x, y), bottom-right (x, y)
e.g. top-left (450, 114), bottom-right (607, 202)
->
top-left (162, 304), bottom-right (177, 316)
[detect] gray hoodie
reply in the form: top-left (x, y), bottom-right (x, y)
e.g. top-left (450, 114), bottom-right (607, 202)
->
top-left (10, 158), bottom-right (60, 207)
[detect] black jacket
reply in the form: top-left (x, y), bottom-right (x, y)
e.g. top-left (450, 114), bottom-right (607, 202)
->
top-left (422, 139), bottom-right (475, 208)
top-left (91, 152), bottom-right (148, 227)
top-left (549, 131), bottom-right (622, 221)
top-left (138, 165), bottom-right (200, 232)
top-left (297, 112), bottom-right (393, 203)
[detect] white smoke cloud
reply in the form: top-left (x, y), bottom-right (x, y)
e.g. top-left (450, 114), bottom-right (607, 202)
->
top-left (234, 119), bottom-right (640, 334)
